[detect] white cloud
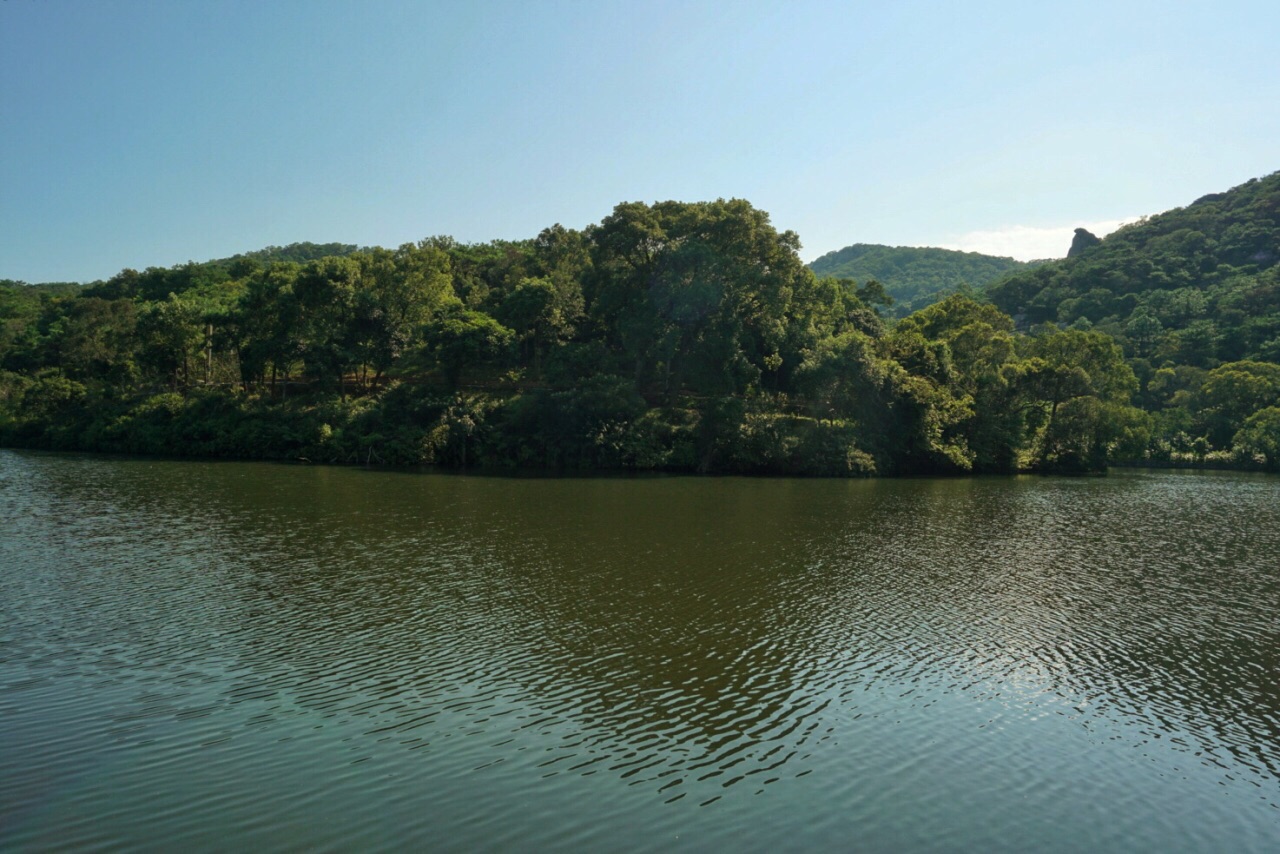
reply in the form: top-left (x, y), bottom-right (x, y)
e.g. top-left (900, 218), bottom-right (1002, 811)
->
top-left (939, 217), bottom-right (1139, 262)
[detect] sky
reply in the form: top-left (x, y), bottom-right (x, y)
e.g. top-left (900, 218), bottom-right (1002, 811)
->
top-left (2, 0), bottom-right (1277, 283)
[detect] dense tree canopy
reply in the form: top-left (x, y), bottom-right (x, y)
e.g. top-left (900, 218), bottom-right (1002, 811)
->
top-left (808, 243), bottom-right (1037, 317)
top-left (983, 170), bottom-right (1280, 466)
top-left (2, 178), bottom-right (1277, 474)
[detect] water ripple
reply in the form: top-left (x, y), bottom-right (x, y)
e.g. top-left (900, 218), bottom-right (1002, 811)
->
top-left (2, 454), bottom-right (1278, 851)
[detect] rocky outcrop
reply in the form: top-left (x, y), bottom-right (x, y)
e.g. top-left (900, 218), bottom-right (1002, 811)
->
top-left (1067, 227), bottom-right (1102, 257)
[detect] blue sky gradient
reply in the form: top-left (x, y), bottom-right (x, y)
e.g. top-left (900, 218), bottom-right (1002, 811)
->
top-left (3, 0), bottom-right (1277, 282)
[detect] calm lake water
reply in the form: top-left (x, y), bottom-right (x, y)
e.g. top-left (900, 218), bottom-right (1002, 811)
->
top-left (1, 450), bottom-right (1277, 852)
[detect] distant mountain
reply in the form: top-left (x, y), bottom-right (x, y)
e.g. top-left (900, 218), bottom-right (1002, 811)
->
top-left (223, 242), bottom-right (362, 266)
top-left (808, 243), bottom-right (1036, 316)
top-left (986, 171), bottom-right (1280, 364)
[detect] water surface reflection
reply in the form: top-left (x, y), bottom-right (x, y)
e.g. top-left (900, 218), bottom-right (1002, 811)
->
top-left (1, 453), bottom-right (1277, 851)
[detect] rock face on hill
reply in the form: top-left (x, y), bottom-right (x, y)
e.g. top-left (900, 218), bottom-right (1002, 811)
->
top-left (1067, 227), bottom-right (1102, 257)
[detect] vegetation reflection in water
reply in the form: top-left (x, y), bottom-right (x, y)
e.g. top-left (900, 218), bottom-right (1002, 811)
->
top-left (1, 451), bottom-right (1277, 851)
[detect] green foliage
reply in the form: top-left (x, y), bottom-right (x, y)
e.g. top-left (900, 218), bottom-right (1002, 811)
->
top-left (356, 243), bottom-right (457, 377)
top-left (586, 198), bottom-right (810, 398)
top-left (3, 178), bottom-right (1276, 476)
top-left (492, 376), bottom-right (647, 469)
top-left (1013, 329), bottom-right (1139, 471)
top-left (981, 172), bottom-right (1279, 467)
top-left (421, 308), bottom-right (516, 389)
top-left (229, 242), bottom-right (361, 266)
top-left (988, 172), bottom-right (1280, 364)
top-left (1034, 397), bottom-right (1151, 473)
top-left (1233, 407), bottom-right (1280, 471)
top-left (795, 330), bottom-right (886, 422)
top-left (716, 411), bottom-right (876, 476)
top-left (40, 297), bottom-right (139, 384)
top-left (1194, 360), bottom-right (1280, 447)
top-left (136, 294), bottom-right (203, 387)
top-left (809, 244), bottom-right (1036, 316)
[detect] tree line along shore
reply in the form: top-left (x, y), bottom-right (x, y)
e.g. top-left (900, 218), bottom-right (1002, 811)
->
top-left (3, 175), bottom-right (1279, 474)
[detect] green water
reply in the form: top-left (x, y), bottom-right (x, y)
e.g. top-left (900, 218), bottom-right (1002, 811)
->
top-left (1, 451), bottom-right (1277, 851)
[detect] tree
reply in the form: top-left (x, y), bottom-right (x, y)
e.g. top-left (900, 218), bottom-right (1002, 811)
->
top-left (531, 223), bottom-right (589, 328)
top-left (495, 277), bottom-right (565, 378)
top-left (137, 294), bottom-right (202, 389)
top-left (892, 295), bottom-right (1026, 470)
top-left (356, 243), bottom-right (456, 386)
top-left (421, 308), bottom-right (515, 389)
top-left (795, 328), bottom-right (975, 473)
top-left (877, 337), bottom-right (974, 473)
top-left (1233, 406), bottom-right (1280, 470)
top-left (1124, 310), bottom-right (1164, 357)
top-left (587, 199), bottom-right (808, 397)
top-left (1017, 329), bottom-right (1139, 470)
top-left (1198, 361), bottom-right (1280, 446)
top-left (293, 257), bottom-right (362, 391)
top-left (795, 329), bottom-right (886, 423)
top-left (235, 263), bottom-right (303, 394)
top-left (42, 297), bottom-right (139, 386)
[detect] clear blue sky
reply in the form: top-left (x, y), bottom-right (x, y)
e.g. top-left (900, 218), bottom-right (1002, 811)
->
top-left (3, 0), bottom-right (1277, 282)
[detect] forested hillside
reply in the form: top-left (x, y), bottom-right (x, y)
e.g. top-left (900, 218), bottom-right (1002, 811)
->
top-left (988, 173), bottom-right (1279, 350)
top-left (987, 171), bottom-right (1280, 461)
top-left (808, 243), bottom-right (1035, 316)
top-left (2, 182), bottom-right (1278, 474)
top-left (227, 242), bottom-right (362, 266)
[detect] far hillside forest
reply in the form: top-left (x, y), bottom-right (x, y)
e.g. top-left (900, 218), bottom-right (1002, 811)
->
top-left (808, 243), bottom-right (1037, 317)
top-left (2, 172), bottom-right (1278, 474)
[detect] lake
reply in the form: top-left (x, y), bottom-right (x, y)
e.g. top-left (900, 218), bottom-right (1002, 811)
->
top-left (1, 450), bottom-right (1277, 851)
